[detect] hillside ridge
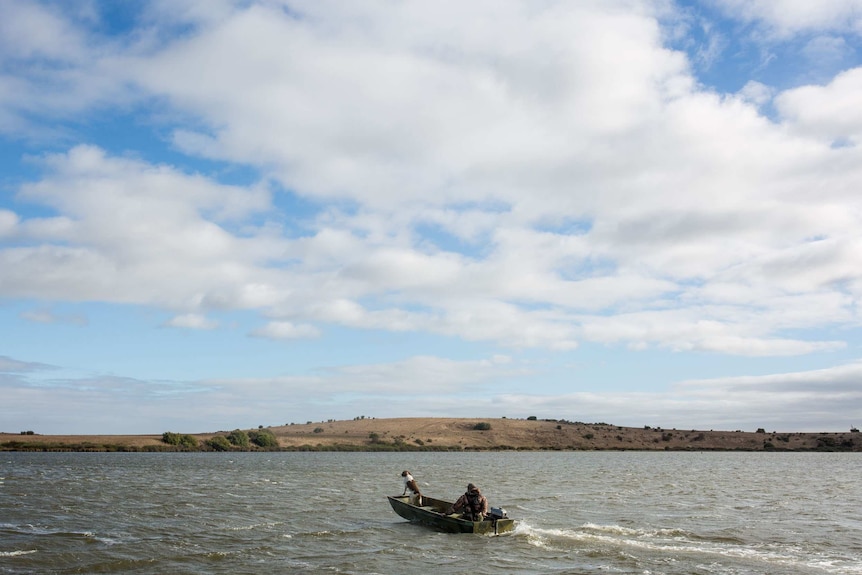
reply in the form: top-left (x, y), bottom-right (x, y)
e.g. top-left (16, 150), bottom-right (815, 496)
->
top-left (3, 417), bottom-right (860, 451)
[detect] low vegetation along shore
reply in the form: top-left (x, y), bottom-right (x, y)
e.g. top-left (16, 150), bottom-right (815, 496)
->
top-left (2, 418), bottom-right (861, 452)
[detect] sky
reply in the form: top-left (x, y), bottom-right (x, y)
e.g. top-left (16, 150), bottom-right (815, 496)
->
top-left (2, 0), bottom-right (862, 435)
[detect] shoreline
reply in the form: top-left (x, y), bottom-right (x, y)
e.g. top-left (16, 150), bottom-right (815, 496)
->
top-left (3, 417), bottom-right (860, 452)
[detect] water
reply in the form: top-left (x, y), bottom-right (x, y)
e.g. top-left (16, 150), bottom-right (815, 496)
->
top-left (1, 451), bottom-right (860, 574)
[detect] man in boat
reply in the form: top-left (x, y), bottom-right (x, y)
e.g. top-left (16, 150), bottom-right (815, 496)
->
top-left (401, 470), bottom-right (422, 506)
top-left (446, 483), bottom-right (488, 521)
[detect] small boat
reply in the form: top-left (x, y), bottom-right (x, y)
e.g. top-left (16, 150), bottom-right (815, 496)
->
top-left (387, 495), bottom-right (515, 534)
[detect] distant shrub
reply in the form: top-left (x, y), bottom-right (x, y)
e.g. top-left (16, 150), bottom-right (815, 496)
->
top-left (207, 436), bottom-right (232, 451)
top-left (162, 432), bottom-right (179, 444)
top-left (227, 429), bottom-right (250, 447)
top-left (20, 430), bottom-right (35, 435)
top-left (161, 432), bottom-right (198, 447)
top-left (817, 437), bottom-right (836, 448)
top-left (249, 429), bottom-right (278, 448)
top-left (583, 433), bottom-right (594, 440)
top-left (473, 422), bottom-right (492, 431)
top-left (756, 428), bottom-right (766, 434)
top-left (368, 432), bottom-right (382, 444)
top-left (313, 427), bottom-right (324, 434)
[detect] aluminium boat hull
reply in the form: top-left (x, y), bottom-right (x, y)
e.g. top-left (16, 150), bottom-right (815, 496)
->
top-left (387, 495), bottom-right (515, 534)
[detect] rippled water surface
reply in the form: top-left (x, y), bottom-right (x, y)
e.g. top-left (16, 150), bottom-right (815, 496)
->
top-left (2, 451), bottom-right (861, 574)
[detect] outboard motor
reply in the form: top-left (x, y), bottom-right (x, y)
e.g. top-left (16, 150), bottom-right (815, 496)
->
top-left (489, 507), bottom-right (508, 520)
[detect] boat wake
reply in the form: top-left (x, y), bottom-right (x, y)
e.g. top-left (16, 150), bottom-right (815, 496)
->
top-left (512, 522), bottom-right (862, 574)
top-left (0, 550), bottom-right (37, 557)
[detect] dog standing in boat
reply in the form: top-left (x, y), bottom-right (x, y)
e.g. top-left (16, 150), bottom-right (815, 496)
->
top-left (401, 470), bottom-right (423, 506)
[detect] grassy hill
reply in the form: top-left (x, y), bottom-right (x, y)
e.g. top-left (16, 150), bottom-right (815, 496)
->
top-left (3, 417), bottom-right (860, 452)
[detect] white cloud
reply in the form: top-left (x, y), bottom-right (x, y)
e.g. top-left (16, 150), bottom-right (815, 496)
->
top-left (803, 34), bottom-right (852, 67)
top-left (668, 362), bottom-right (862, 429)
top-left (776, 67), bottom-right (862, 144)
top-left (490, 362), bottom-right (862, 431)
top-left (0, 210), bottom-right (18, 237)
top-left (250, 321), bottom-right (321, 340)
top-left (3, 145), bottom-right (278, 308)
top-left (0, 1), bottom-right (140, 138)
top-left (187, 354), bottom-right (526, 404)
top-left (165, 313), bottom-right (218, 330)
top-left (738, 80), bottom-right (773, 106)
top-left (580, 308), bottom-right (845, 356)
top-left (0, 355), bottom-right (54, 373)
top-left (678, 360), bottom-right (862, 392)
top-left (122, 1), bottom-right (689, 209)
top-left (712, 0), bottom-right (862, 38)
top-left (0, 0), bottom-right (87, 62)
top-left (20, 308), bottom-right (88, 326)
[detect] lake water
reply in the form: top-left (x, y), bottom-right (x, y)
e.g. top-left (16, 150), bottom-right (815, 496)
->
top-left (1, 451), bottom-right (860, 574)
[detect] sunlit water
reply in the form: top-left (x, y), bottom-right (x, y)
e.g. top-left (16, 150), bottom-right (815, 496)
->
top-left (2, 451), bottom-right (860, 574)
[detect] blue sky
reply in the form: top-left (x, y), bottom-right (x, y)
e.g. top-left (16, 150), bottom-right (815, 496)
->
top-left (2, 0), bottom-right (862, 435)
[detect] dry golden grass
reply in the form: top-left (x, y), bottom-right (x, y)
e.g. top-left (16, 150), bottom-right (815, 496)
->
top-left (3, 417), bottom-right (860, 451)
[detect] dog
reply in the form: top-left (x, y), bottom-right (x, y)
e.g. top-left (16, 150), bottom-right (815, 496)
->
top-left (401, 470), bottom-right (423, 506)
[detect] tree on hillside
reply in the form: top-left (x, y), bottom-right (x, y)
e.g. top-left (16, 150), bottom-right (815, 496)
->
top-left (227, 429), bottom-right (250, 447)
top-left (249, 428), bottom-right (278, 448)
